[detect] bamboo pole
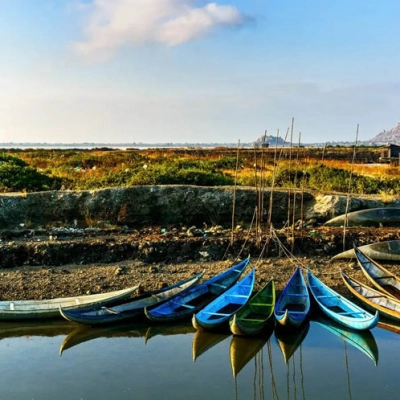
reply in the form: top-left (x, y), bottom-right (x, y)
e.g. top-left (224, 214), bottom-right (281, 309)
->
top-left (253, 144), bottom-right (260, 245)
top-left (343, 125), bottom-right (359, 251)
top-left (231, 139), bottom-right (240, 246)
top-left (260, 130), bottom-right (267, 224)
top-left (287, 118), bottom-right (294, 238)
top-left (291, 131), bottom-right (301, 253)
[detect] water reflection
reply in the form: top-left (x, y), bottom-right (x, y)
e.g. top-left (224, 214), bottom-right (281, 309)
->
top-left (0, 320), bottom-right (74, 340)
top-left (145, 321), bottom-right (195, 343)
top-left (275, 321), bottom-right (310, 364)
top-left (313, 317), bottom-right (379, 366)
top-left (59, 322), bottom-right (148, 354)
top-left (230, 325), bottom-right (273, 378)
top-left (192, 330), bottom-right (230, 361)
top-left (1, 316), bottom-right (399, 399)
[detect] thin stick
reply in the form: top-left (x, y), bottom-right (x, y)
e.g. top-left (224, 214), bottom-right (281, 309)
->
top-left (291, 131), bottom-right (301, 253)
top-left (260, 130), bottom-right (267, 224)
top-left (231, 139), bottom-right (240, 246)
top-left (287, 118), bottom-right (294, 236)
top-left (253, 145), bottom-right (260, 245)
top-left (343, 125), bottom-right (359, 251)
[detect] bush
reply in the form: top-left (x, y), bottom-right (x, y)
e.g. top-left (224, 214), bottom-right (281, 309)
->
top-left (0, 156), bottom-right (62, 192)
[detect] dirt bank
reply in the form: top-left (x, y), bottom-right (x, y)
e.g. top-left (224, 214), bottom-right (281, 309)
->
top-left (1, 225), bottom-right (399, 301)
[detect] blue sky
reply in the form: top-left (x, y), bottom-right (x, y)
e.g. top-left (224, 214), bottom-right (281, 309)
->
top-left (1, 0), bottom-right (400, 144)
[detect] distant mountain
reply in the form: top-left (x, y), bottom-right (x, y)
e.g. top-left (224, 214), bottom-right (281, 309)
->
top-left (371, 122), bottom-right (400, 144)
top-left (253, 134), bottom-right (287, 147)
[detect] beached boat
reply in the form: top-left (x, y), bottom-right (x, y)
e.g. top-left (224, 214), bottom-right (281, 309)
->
top-left (313, 317), bottom-right (379, 366)
top-left (274, 267), bottom-right (310, 329)
top-left (59, 273), bottom-right (203, 325)
top-left (229, 279), bottom-right (275, 336)
top-left (340, 270), bottom-right (400, 322)
top-left (192, 330), bottom-right (230, 362)
top-left (307, 269), bottom-right (378, 330)
top-left (145, 257), bottom-right (250, 322)
top-left (325, 207), bottom-right (400, 227)
top-left (331, 240), bottom-right (400, 261)
top-left (0, 285), bottom-right (139, 320)
top-left (275, 321), bottom-right (310, 364)
top-left (192, 268), bottom-right (255, 331)
top-left (354, 245), bottom-right (400, 299)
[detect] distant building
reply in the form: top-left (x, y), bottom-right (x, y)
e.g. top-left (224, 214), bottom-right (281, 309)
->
top-left (379, 144), bottom-right (400, 163)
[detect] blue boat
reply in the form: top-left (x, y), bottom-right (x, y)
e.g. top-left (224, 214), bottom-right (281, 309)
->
top-left (307, 269), bottom-right (378, 331)
top-left (59, 272), bottom-right (204, 326)
top-left (145, 257), bottom-right (250, 322)
top-left (192, 268), bottom-right (255, 331)
top-left (274, 267), bottom-right (310, 328)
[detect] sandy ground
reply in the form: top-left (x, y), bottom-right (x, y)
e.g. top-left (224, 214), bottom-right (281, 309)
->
top-left (0, 255), bottom-right (377, 301)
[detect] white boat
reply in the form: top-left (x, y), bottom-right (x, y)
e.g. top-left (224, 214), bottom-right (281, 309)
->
top-left (0, 286), bottom-right (139, 320)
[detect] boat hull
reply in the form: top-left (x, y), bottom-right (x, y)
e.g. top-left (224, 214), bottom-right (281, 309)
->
top-left (332, 240), bottom-right (400, 261)
top-left (59, 273), bottom-right (203, 325)
top-left (325, 207), bottom-right (400, 227)
top-left (341, 270), bottom-right (400, 323)
top-left (274, 267), bottom-right (310, 329)
top-left (192, 268), bottom-right (255, 331)
top-left (229, 279), bottom-right (275, 336)
top-left (0, 286), bottom-right (139, 320)
top-left (354, 246), bottom-right (400, 300)
top-left (307, 270), bottom-right (378, 330)
top-left (145, 257), bottom-right (250, 323)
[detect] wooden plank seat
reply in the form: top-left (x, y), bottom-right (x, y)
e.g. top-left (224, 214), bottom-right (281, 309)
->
top-left (202, 311), bottom-right (231, 316)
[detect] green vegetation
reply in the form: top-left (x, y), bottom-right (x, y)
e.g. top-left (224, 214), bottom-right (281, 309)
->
top-left (0, 148), bottom-right (399, 195)
top-left (0, 154), bottom-right (61, 192)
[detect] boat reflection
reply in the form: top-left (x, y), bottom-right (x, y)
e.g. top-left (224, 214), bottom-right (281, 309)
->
top-left (230, 336), bottom-right (269, 378)
top-left (230, 324), bottom-right (273, 378)
top-left (192, 330), bottom-right (230, 362)
top-left (59, 322), bottom-right (148, 355)
top-left (0, 320), bottom-right (74, 340)
top-left (145, 321), bottom-right (196, 343)
top-left (377, 317), bottom-right (400, 334)
top-left (274, 321), bottom-right (310, 364)
top-left (313, 316), bottom-right (379, 366)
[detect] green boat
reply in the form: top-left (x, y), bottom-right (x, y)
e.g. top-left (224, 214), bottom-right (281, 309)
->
top-left (229, 279), bottom-right (275, 336)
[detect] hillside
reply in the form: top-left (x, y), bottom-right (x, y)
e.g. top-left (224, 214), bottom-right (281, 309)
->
top-left (371, 122), bottom-right (400, 144)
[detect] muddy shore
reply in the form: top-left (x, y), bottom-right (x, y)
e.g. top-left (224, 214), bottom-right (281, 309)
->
top-left (1, 225), bottom-right (399, 301)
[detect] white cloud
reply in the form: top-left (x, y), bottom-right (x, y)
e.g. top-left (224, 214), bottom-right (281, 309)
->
top-left (72, 0), bottom-right (248, 61)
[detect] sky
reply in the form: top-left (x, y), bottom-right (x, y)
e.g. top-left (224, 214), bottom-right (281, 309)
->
top-left (1, 0), bottom-right (400, 144)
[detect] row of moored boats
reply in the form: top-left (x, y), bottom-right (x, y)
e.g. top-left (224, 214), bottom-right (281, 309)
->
top-left (1, 245), bottom-right (400, 334)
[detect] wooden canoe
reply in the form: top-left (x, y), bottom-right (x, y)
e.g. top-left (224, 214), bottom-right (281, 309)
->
top-left (313, 317), bottom-right (379, 366)
top-left (325, 207), bottom-right (400, 227)
top-left (192, 268), bottom-right (255, 331)
top-left (332, 240), bottom-right (400, 261)
top-left (229, 279), bottom-right (275, 336)
top-left (340, 270), bottom-right (400, 322)
top-left (192, 330), bottom-right (230, 362)
top-left (145, 256), bottom-right (250, 322)
top-left (274, 267), bottom-right (310, 329)
top-left (59, 273), bottom-right (203, 325)
top-left (275, 321), bottom-right (310, 364)
top-left (0, 285), bottom-right (139, 320)
top-left (307, 269), bottom-right (378, 330)
top-left (354, 245), bottom-right (400, 299)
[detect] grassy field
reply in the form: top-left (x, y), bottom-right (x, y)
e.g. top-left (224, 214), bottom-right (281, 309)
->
top-left (0, 146), bottom-right (399, 196)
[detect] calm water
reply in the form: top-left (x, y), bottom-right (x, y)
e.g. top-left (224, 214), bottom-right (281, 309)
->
top-left (0, 317), bottom-right (399, 400)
